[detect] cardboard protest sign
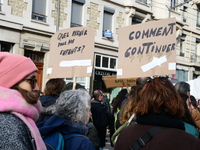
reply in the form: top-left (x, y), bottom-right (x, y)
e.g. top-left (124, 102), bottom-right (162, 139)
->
top-left (102, 75), bottom-right (137, 88)
top-left (47, 27), bottom-right (95, 78)
top-left (117, 18), bottom-right (176, 78)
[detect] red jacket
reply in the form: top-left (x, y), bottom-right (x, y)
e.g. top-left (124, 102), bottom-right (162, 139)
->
top-left (114, 124), bottom-right (200, 150)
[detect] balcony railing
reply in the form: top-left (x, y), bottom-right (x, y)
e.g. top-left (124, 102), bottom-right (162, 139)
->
top-left (180, 52), bottom-right (185, 57)
top-left (190, 54), bottom-right (200, 64)
top-left (70, 23), bottom-right (82, 28)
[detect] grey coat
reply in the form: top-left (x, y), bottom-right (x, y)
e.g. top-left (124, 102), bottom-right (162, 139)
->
top-left (0, 112), bottom-right (35, 150)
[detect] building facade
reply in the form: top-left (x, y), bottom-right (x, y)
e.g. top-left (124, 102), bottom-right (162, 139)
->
top-left (152, 0), bottom-right (200, 82)
top-left (0, 0), bottom-right (153, 99)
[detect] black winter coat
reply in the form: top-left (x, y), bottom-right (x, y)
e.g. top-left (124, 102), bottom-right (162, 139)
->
top-left (91, 99), bottom-right (108, 148)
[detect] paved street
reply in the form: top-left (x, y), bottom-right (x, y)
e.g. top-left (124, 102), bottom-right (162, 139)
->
top-left (104, 130), bottom-right (114, 150)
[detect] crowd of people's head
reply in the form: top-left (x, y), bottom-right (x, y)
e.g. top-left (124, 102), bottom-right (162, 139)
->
top-left (1, 52), bottom-right (200, 150)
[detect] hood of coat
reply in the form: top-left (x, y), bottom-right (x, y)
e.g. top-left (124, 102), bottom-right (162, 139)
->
top-left (40, 95), bottom-right (58, 107)
top-left (37, 114), bottom-right (88, 136)
top-left (39, 95), bottom-right (58, 115)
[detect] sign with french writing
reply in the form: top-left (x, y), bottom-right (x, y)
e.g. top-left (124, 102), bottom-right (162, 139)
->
top-left (47, 27), bottom-right (95, 78)
top-left (117, 18), bottom-right (176, 78)
top-left (102, 75), bottom-right (137, 88)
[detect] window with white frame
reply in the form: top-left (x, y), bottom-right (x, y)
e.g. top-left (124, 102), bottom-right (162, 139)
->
top-left (191, 38), bottom-right (200, 63)
top-left (195, 38), bottom-right (200, 53)
top-left (0, 0), bottom-right (2, 12)
top-left (95, 54), bottom-right (117, 69)
top-left (180, 34), bottom-right (186, 56)
top-left (65, 77), bottom-right (86, 87)
top-left (197, 4), bottom-right (200, 27)
top-left (71, 0), bottom-right (85, 27)
top-left (0, 41), bottom-right (13, 52)
top-left (176, 69), bottom-right (188, 82)
top-left (182, 5), bottom-right (188, 22)
top-left (132, 17), bottom-right (142, 25)
top-left (171, 0), bottom-right (177, 10)
top-left (190, 38), bottom-right (200, 63)
top-left (136, 0), bottom-right (147, 4)
top-left (103, 8), bottom-right (114, 38)
top-left (32, 0), bottom-right (47, 22)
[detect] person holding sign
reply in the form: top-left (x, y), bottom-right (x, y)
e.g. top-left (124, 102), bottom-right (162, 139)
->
top-left (114, 77), bottom-right (200, 150)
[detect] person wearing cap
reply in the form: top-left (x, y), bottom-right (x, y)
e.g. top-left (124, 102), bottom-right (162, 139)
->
top-left (0, 52), bottom-right (46, 150)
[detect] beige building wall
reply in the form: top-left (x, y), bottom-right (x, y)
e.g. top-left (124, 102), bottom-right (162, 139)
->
top-left (0, 0), bottom-right (153, 90)
top-left (152, 0), bottom-right (200, 81)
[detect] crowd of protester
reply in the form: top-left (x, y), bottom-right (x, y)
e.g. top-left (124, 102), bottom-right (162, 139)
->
top-left (1, 52), bottom-right (200, 150)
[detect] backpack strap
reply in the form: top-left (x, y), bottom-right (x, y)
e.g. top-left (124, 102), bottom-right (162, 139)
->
top-left (129, 126), bottom-right (166, 150)
top-left (63, 133), bottom-right (88, 141)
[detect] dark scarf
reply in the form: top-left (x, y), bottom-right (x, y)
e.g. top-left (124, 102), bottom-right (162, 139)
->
top-left (136, 110), bottom-right (185, 131)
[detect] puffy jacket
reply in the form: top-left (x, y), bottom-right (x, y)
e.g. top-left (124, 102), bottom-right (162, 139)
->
top-left (37, 115), bottom-right (95, 150)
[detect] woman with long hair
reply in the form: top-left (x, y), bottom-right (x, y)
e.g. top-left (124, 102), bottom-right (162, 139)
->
top-left (115, 77), bottom-right (200, 150)
top-left (179, 94), bottom-right (199, 138)
top-left (119, 85), bottom-right (143, 125)
top-left (190, 95), bottom-right (200, 131)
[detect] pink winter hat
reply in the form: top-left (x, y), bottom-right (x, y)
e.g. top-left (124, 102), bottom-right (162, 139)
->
top-left (0, 52), bottom-right (38, 88)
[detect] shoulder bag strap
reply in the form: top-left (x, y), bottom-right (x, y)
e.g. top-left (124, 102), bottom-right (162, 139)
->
top-left (129, 126), bottom-right (166, 150)
top-left (128, 113), bottom-right (135, 123)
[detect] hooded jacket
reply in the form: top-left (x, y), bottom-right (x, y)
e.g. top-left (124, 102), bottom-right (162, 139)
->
top-left (37, 115), bottom-right (95, 150)
top-left (37, 95), bottom-right (58, 123)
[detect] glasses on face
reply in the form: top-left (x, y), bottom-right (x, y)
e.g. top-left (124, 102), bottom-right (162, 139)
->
top-left (25, 78), bottom-right (37, 89)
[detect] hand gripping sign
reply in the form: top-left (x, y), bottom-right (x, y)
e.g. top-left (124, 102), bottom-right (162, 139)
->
top-left (47, 27), bottom-right (95, 78)
top-left (117, 18), bottom-right (176, 78)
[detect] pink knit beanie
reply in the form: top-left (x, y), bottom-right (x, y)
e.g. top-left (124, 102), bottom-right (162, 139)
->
top-left (0, 52), bottom-right (38, 88)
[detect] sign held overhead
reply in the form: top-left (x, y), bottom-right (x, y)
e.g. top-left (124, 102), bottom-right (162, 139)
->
top-left (47, 27), bottom-right (95, 78)
top-left (102, 75), bottom-right (137, 89)
top-left (117, 18), bottom-right (176, 78)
